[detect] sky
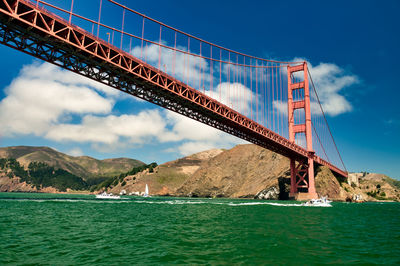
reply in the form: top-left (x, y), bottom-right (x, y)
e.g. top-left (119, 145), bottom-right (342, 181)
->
top-left (0, 0), bottom-right (399, 179)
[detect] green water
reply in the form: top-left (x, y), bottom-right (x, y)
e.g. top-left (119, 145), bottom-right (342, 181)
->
top-left (0, 193), bottom-right (399, 265)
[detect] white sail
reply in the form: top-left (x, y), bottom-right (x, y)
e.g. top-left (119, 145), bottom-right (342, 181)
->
top-left (144, 184), bottom-right (149, 197)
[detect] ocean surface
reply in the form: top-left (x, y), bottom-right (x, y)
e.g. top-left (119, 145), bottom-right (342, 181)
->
top-left (0, 193), bottom-right (399, 265)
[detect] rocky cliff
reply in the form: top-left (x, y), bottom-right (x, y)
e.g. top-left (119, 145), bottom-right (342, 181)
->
top-left (174, 145), bottom-right (289, 198)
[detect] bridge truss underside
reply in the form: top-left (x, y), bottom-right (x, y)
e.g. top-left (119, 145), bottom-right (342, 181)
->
top-left (0, 0), bottom-right (347, 184)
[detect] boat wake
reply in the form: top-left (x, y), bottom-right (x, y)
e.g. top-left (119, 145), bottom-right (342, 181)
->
top-left (227, 202), bottom-right (303, 207)
top-left (1, 197), bottom-right (331, 207)
top-left (133, 200), bottom-right (307, 207)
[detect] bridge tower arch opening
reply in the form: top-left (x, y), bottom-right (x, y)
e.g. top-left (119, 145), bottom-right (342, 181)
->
top-left (287, 62), bottom-right (318, 200)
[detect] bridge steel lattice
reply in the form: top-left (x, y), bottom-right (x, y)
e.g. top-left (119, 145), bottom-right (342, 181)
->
top-left (0, 0), bottom-right (348, 199)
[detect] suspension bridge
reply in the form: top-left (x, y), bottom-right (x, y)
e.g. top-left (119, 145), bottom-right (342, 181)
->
top-left (0, 0), bottom-right (348, 199)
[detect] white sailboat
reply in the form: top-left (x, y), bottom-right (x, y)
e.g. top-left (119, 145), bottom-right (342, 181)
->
top-left (143, 184), bottom-right (150, 197)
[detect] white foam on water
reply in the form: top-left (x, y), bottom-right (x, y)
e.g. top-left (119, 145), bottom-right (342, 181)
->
top-left (3, 198), bottom-right (131, 204)
top-left (226, 202), bottom-right (304, 207)
top-left (132, 200), bottom-right (307, 207)
top-left (133, 200), bottom-right (208, 205)
top-left (2, 198), bottom-right (331, 207)
top-left (225, 202), bottom-right (332, 207)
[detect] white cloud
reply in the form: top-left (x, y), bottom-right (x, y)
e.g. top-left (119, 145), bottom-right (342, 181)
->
top-left (273, 100), bottom-right (287, 116)
top-left (159, 111), bottom-right (221, 142)
top-left (273, 58), bottom-right (359, 116)
top-left (176, 141), bottom-right (220, 156)
top-left (0, 63), bottom-right (114, 136)
top-left (67, 147), bottom-right (84, 157)
top-left (308, 61), bottom-right (356, 116)
top-left (0, 61), bottom-right (245, 156)
top-left (20, 62), bottom-right (119, 97)
top-left (45, 108), bottom-right (245, 156)
top-left (45, 110), bottom-right (166, 145)
top-left (207, 82), bottom-right (256, 114)
top-left (276, 59), bottom-right (358, 117)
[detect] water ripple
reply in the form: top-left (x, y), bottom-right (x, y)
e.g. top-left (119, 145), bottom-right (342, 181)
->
top-left (0, 193), bottom-right (399, 265)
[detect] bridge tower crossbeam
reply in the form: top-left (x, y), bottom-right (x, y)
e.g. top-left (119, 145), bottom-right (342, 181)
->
top-left (287, 63), bottom-right (318, 200)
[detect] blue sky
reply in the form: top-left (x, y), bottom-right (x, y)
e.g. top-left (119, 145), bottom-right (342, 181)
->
top-left (0, 0), bottom-right (399, 179)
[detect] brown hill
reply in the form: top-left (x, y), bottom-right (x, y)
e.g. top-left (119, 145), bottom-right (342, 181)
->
top-left (342, 172), bottom-right (400, 201)
top-left (175, 145), bottom-right (289, 198)
top-left (175, 145), bottom-right (348, 200)
top-left (107, 144), bottom-right (361, 201)
top-left (0, 146), bottom-right (145, 181)
top-left (108, 149), bottom-right (224, 195)
top-left (2, 145), bottom-right (399, 201)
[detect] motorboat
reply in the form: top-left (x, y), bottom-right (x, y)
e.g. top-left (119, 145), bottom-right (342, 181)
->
top-left (302, 196), bottom-right (332, 207)
top-left (95, 192), bottom-right (121, 199)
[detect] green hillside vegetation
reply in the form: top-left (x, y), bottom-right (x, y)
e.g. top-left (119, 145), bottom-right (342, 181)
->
top-left (0, 158), bottom-right (27, 179)
top-left (384, 177), bottom-right (400, 189)
top-left (0, 158), bottom-right (88, 191)
top-left (155, 168), bottom-right (188, 185)
top-left (92, 162), bottom-right (157, 192)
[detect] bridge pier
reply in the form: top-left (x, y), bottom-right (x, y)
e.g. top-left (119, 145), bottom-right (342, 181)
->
top-left (289, 157), bottom-right (318, 200)
top-left (287, 63), bottom-right (318, 200)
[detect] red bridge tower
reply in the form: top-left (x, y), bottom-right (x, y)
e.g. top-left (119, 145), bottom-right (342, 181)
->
top-left (287, 63), bottom-right (318, 200)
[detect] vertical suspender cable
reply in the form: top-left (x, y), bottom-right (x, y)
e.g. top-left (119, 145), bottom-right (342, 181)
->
top-left (256, 60), bottom-right (258, 124)
top-left (236, 55), bottom-right (239, 111)
top-left (280, 66), bottom-right (283, 136)
top-left (267, 62), bottom-right (270, 129)
top-left (219, 49), bottom-right (222, 102)
top-left (210, 46), bottom-right (213, 98)
top-left (244, 57), bottom-right (247, 116)
top-left (69, 0), bottom-right (74, 24)
top-left (97, 0), bottom-right (102, 38)
top-left (173, 32), bottom-right (177, 78)
top-left (264, 64), bottom-right (267, 128)
top-left (228, 52), bottom-right (231, 107)
top-left (187, 37), bottom-right (190, 86)
top-left (250, 60), bottom-right (253, 120)
top-left (120, 8), bottom-right (125, 50)
top-left (140, 17), bottom-right (145, 59)
top-left (199, 42), bottom-right (202, 91)
top-left (272, 65), bottom-right (275, 132)
top-left (158, 25), bottom-right (162, 70)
